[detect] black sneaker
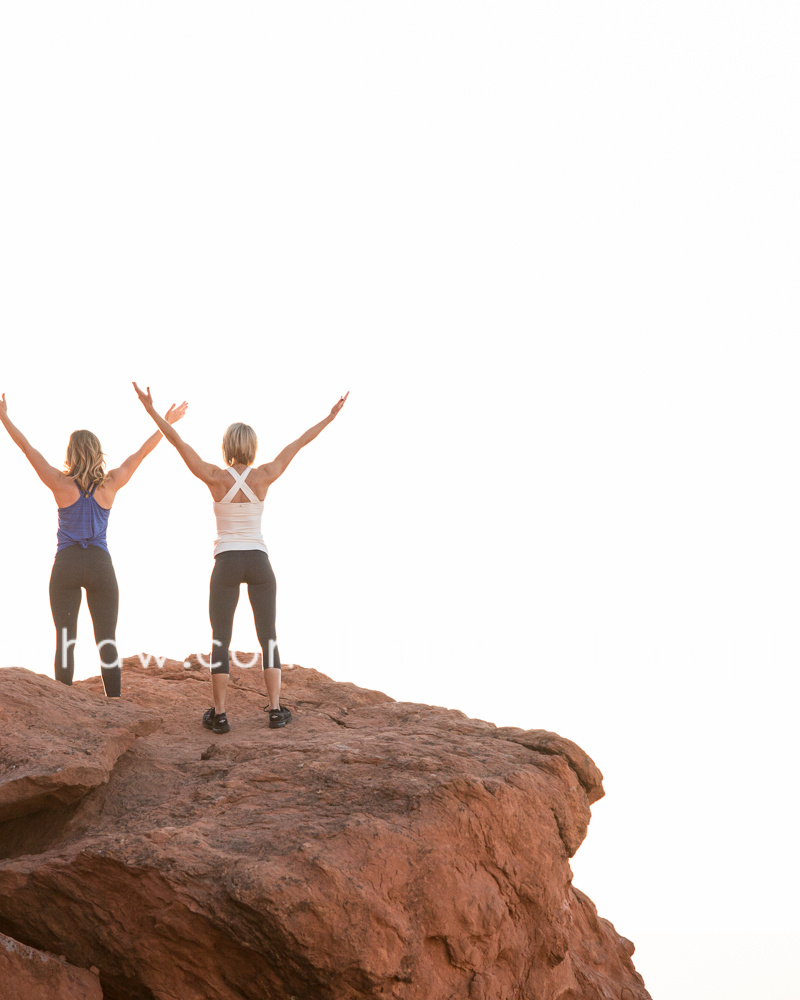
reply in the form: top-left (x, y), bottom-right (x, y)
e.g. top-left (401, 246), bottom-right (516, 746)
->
top-left (202, 707), bottom-right (216, 730)
top-left (266, 705), bottom-right (292, 729)
top-left (212, 712), bottom-right (230, 734)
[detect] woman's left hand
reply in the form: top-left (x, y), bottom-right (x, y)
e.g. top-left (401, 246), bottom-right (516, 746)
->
top-left (165, 401), bottom-right (188, 425)
top-left (133, 382), bottom-right (156, 411)
top-left (0, 393), bottom-right (7, 418)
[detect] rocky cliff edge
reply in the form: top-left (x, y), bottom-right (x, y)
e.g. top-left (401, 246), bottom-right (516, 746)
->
top-left (0, 657), bottom-right (650, 1000)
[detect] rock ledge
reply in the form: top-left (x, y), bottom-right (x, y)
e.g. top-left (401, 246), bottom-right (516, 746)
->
top-left (0, 658), bottom-right (650, 1000)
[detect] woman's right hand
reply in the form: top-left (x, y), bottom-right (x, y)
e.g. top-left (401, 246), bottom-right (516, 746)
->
top-left (0, 393), bottom-right (7, 418)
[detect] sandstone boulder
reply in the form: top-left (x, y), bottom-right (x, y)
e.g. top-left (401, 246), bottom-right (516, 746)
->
top-left (0, 657), bottom-right (650, 1000)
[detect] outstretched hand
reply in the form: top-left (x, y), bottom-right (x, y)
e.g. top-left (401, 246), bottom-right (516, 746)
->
top-left (165, 400), bottom-right (188, 425)
top-left (134, 383), bottom-right (187, 427)
top-left (330, 391), bottom-right (349, 418)
top-left (0, 393), bottom-right (7, 418)
top-left (132, 382), bottom-right (155, 411)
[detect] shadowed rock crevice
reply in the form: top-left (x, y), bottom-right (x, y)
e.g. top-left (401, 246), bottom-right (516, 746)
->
top-left (0, 658), bottom-right (651, 1000)
top-left (0, 798), bottom-right (84, 861)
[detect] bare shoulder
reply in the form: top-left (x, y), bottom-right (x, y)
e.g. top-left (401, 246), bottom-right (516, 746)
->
top-left (51, 473), bottom-right (81, 508)
top-left (246, 466), bottom-right (271, 499)
top-left (180, 461), bottom-right (231, 497)
top-left (254, 459), bottom-right (280, 484)
top-left (208, 465), bottom-right (240, 501)
top-left (102, 466), bottom-right (125, 489)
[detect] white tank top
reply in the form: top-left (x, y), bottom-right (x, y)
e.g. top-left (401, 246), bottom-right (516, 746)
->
top-left (213, 467), bottom-right (268, 556)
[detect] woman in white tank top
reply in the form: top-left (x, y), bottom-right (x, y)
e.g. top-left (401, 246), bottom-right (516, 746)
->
top-left (133, 382), bottom-right (348, 734)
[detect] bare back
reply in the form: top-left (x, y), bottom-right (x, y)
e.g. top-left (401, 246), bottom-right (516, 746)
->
top-left (50, 474), bottom-right (115, 511)
top-left (207, 464), bottom-right (271, 503)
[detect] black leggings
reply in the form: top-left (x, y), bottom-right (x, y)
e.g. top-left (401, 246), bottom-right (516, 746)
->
top-left (49, 544), bottom-right (121, 696)
top-left (209, 550), bottom-right (281, 674)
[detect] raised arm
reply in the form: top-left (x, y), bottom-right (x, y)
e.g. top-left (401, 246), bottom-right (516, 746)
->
top-left (106, 399), bottom-right (188, 492)
top-left (133, 382), bottom-right (220, 486)
top-left (260, 392), bottom-right (349, 485)
top-left (0, 392), bottom-right (66, 493)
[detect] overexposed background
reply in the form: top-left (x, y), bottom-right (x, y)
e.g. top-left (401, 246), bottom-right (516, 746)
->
top-left (1, 3), bottom-right (799, 997)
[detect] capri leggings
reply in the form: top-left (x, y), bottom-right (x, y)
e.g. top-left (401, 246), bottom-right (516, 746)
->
top-left (49, 544), bottom-right (121, 696)
top-left (209, 549), bottom-right (281, 675)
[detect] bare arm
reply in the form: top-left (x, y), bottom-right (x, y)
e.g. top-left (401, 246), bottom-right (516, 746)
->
top-left (106, 400), bottom-right (188, 491)
top-left (0, 392), bottom-right (67, 492)
top-left (260, 392), bottom-right (349, 485)
top-left (133, 382), bottom-right (220, 486)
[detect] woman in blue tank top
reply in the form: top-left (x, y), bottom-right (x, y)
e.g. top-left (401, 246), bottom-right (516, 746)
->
top-left (133, 381), bottom-right (347, 734)
top-left (0, 392), bottom-right (186, 696)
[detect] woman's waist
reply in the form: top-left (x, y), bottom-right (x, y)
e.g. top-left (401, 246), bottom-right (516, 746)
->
top-left (213, 538), bottom-right (268, 555)
top-left (215, 525), bottom-right (265, 538)
top-left (214, 514), bottom-right (264, 529)
top-left (57, 519), bottom-right (110, 544)
top-left (55, 539), bottom-right (112, 556)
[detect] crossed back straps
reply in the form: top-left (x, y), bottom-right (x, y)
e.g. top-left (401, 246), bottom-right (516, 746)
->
top-left (220, 467), bottom-right (260, 503)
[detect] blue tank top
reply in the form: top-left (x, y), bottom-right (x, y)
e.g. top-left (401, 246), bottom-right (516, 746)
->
top-left (56, 483), bottom-right (111, 554)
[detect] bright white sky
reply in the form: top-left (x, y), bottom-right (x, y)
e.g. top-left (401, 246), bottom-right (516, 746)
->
top-left (1, 4), bottom-right (798, 998)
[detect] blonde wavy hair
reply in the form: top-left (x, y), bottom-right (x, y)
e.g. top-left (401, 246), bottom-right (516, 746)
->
top-left (222, 423), bottom-right (257, 467)
top-left (65, 430), bottom-right (107, 492)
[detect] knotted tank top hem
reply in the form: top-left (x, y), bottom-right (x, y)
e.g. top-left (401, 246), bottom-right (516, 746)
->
top-left (56, 482), bottom-right (111, 554)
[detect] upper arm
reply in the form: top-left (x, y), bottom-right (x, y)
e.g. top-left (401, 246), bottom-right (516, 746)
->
top-left (106, 443), bottom-right (158, 491)
top-left (172, 440), bottom-right (222, 485)
top-left (152, 421), bottom-right (220, 486)
top-left (25, 448), bottom-right (67, 492)
top-left (109, 439), bottom-right (219, 490)
top-left (106, 461), bottom-right (142, 492)
top-left (3, 420), bottom-right (74, 501)
top-left (106, 453), bottom-right (145, 491)
top-left (258, 440), bottom-right (302, 485)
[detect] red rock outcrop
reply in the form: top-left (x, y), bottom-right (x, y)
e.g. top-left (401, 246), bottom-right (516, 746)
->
top-left (1, 930), bottom-right (103, 1000)
top-left (0, 658), bottom-right (651, 1000)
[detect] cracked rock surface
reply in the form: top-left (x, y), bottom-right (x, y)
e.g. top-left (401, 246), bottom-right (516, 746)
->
top-left (0, 658), bottom-right (650, 1000)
